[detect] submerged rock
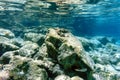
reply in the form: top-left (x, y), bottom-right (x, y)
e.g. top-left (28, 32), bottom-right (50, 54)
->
top-left (24, 32), bottom-right (45, 46)
top-left (0, 28), bottom-right (15, 38)
top-left (0, 37), bottom-right (19, 55)
top-left (45, 28), bottom-right (94, 79)
top-left (18, 41), bottom-right (39, 57)
top-left (1, 28), bottom-right (119, 80)
top-left (9, 56), bottom-right (48, 80)
top-left (71, 76), bottom-right (84, 80)
top-left (54, 74), bottom-right (71, 80)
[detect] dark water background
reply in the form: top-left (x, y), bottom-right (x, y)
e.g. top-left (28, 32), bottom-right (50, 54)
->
top-left (0, 0), bottom-right (120, 37)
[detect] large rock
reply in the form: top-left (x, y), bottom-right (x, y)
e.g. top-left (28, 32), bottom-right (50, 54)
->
top-left (45, 28), bottom-right (94, 79)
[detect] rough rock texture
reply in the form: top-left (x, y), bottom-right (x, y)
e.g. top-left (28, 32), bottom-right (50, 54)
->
top-left (54, 75), bottom-right (71, 80)
top-left (18, 41), bottom-right (39, 57)
top-left (24, 32), bottom-right (45, 46)
top-left (0, 28), bottom-right (15, 38)
top-left (79, 36), bottom-right (120, 80)
top-left (0, 36), bottom-right (19, 56)
top-left (45, 28), bottom-right (94, 79)
top-left (1, 28), bottom-right (120, 80)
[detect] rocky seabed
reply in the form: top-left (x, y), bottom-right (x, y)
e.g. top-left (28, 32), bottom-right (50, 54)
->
top-left (0, 27), bottom-right (120, 80)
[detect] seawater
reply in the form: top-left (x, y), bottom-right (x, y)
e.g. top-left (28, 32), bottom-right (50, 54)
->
top-left (0, 0), bottom-right (120, 38)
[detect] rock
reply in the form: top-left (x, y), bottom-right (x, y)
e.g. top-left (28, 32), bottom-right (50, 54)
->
top-left (54, 75), bottom-right (71, 80)
top-left (112, 62), bottom-right (120, 71)
top-left (33, 43), bottom-right (48, 60)
top-left (10, 37), bottom-right (24, 47)
top-left (95, 36), bottom-right (110, 45)
top-left (0, 42), bottom-right (19, 54)
top-left (0, 70), bottom-right (9, 80)
top-left (45, 28), bottom-right (94, 79)
top-left (71, 76), bottom-right (84, 80)
top-left (0, 28), bottom-right (15, 38)
top-left (110, 53), bottom-right (120, 65)
top-left (92, 73), bottom-right (105, 80)
top-left (9, 56), bottom-right (48, 80)
top-left (24, 32), bottom-right (45, 46)
top-left (77, 37), bottom-right (101, 51)
top-left (0, 37), bottom-right (19, 55)
top-left (26, 61), bottom-right (48, 80)
top-left (0, 51), bottom-right (19, 64)
top-left (46, 0), bottom-right (86, 4)
top-left (18, 41), bottom-right (39, 57)
top-left (52, 64), bottom-right (64, 76)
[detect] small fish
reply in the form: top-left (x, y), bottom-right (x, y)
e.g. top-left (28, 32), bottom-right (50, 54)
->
top-left (75, 68), bottom-right (87, 72)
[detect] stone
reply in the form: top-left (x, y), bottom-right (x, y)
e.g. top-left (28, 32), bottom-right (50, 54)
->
top-left (0, 51), bottom-right (18, 64)
top-left (18, 41), bottom-right (39, 57)
top-left (10, 37), bottom-right (24, 47)
top-left (24, 32), bottom-right (45, 46)
top-left (0, 28), bottom-right (15, 38)
top-left (54, 75), bottom-right (71, 80)
top-left (71, 76), bottom-right (84, 80)
top-left (9, 56), bottom-right (48, 80)
top-left (0, 70), bottom-right (9, 80)
top-left (92, 73), bottom-right (105, 80)
top-left (33, 43), bottom-right (48, 60)
top-left (95, 36), bottom-right (110, 45)
top-left (45, 28), bottom-right (94, 80)
top-left (77, 37), bottom-right (101, 51)
top-left (0, 36), bottom-right (19, 56)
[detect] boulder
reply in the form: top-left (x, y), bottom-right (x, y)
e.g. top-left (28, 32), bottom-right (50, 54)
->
top-left (24, 32), bottom-right (45, 46)
top-left (45, 28), bottom-right (94, 79)
top-left (9, 56), bottom-right (48, 80)
top-left (18, 41), bottom-right (39, 57)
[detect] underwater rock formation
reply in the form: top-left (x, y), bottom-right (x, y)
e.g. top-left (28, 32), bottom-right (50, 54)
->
top-left (0, 28), bottom-right (120, 80)
top-left (45, 28), bottom-right (94, 80)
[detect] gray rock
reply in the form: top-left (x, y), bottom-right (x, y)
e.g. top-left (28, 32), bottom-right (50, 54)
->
top-left (10, 37), bottom-right (24, 47)
top-left (0, 51), bottom-right (18, 64)
top-left (71, 76), bottom-right (84, 80)
top-left (33, 43), bottom-right (48, 60)
top-left (54, 75), bottom-right (71, 80)
top-left (24, 32), bottom-right (45, 46)
top-left (92, 73), bottom-right (105, 80)
top-left (0, 36), bottom-right (19, 55)
top-left (77, 37), bottom-right (101, 51)
top-left (0, 42), bottom-right (19, 53)
top-left (18, 41), bottom-right (39, 57)
top-left (0, 28), bottom-right (15, 38)
top-left (0, 70), bottom-right (9, 80)
top-left (9, 56), bottom-right (48, 80)
top-left (0, 40), bottom-right (19, 55)
top-left (45, 28), bottom-right (94, 79)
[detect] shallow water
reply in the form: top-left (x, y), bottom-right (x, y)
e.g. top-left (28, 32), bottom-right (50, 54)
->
top-left (0, 0), bottom-right (120, 37)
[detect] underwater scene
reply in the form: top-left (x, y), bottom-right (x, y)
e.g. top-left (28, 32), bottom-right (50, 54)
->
top-left (0, 0), bottom-right (120, 80)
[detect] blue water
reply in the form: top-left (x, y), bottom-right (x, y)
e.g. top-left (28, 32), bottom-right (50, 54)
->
top-left (71, 0), bottom-right (120, 37)
top-left (0, 0), bottom-right (120, 37)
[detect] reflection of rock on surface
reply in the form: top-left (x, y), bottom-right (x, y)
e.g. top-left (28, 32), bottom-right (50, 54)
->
top-left (45, 28), bottom-right (94, 79)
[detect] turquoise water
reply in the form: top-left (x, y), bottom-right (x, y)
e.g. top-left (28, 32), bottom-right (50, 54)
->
top-left (0, 0), bottom-right (120, 37)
